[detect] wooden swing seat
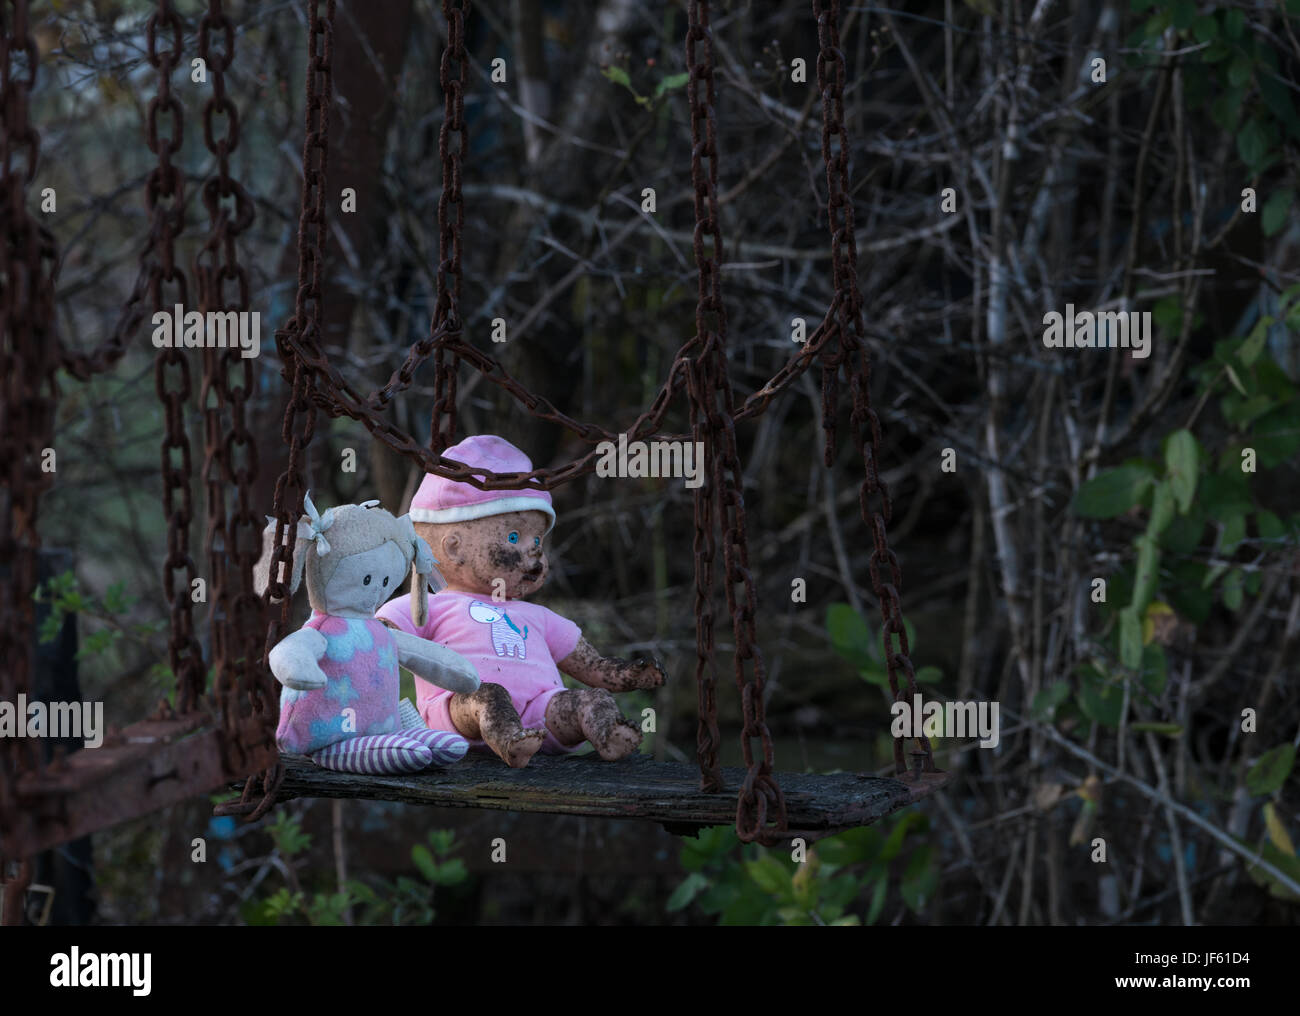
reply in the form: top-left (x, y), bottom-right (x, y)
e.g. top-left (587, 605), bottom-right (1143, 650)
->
top-left (255, 752), bottom-right (950, 839)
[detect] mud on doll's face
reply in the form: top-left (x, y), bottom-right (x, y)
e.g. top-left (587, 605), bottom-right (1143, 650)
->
top-left (447, 510), bottom-right (550, 600)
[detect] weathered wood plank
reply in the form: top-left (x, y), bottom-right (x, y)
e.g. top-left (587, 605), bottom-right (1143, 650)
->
top-left (264, 753), bottom-right (949, 837)
top-left (5, 717), bottom-right (278, 858)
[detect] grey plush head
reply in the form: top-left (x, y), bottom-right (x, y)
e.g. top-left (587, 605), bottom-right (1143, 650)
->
top-left (254, 495), bottom-right (438, 624)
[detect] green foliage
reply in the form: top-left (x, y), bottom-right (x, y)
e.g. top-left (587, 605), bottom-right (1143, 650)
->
top-left (1071, 303), bottom-right (1300, 686)
top-left (248, 825), bottom-right (470, 926)
top-left (266, 811), bottom-right (313, 858)
top-left (33, 569), bottom-right (171, 692)
top-left (668, 814), bottom-right (939, 926)
top-left (826, 604), bottom-right (944, 689)
top-left (1246, 744), bottom-right (1296, 797)
top-left (1130, 3), bottom-right (1298, 176)
top-left (601, 65), bottom-right (690, 109)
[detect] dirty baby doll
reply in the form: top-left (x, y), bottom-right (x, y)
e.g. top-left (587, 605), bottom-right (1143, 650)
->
top-left (377, 434), bottom-right (666, 768)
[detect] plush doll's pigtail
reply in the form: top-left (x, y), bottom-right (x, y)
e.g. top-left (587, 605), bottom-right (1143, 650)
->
top-left (398, 513), bottom-right (442, 627)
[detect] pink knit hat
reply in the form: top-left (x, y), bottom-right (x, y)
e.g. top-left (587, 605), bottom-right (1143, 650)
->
top-left (410, 434), bottom-right (556, 534)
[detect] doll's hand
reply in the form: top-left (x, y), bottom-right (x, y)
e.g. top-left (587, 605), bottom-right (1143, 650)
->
top-left (281, 665), bottom-right (329, 691)
top-left (268, 629), bottom-right (330, 691)
top-left (630, 656), bottom-right (667, 690)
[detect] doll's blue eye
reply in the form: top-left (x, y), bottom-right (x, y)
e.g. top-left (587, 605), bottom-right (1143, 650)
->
top-left (533, 537), bottom-right (540, 547)
top-left (508, 532), bottom-right (519, 544)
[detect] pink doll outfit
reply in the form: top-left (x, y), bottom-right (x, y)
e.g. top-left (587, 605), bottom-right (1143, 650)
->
top-left (277, 612), bottom-right (468, 772)
top-left (377, 590), bottom-right (583, 755)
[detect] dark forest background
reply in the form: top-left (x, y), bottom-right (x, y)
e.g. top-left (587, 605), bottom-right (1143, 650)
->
top-left (20, 0), bottom-right (1300, 925)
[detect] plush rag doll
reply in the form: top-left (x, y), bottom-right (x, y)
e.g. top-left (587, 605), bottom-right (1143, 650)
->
top-left (255, 494), bottom-right (481, 774)
top-left (377, 434), bottom-right (666, 768)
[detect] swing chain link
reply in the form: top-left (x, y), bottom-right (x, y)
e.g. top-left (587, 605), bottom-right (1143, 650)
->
top-left (195, 0), bottom-right (272, 756)
top-left (813, 0), bottom-right (933, 776)
top-left (429, 0), bottom-right (468, 454)
top-left (145, 0), bottom-right (208, 715)
top-left (686, 0), bottom-right (787, 844)
top-left (0, 0), bottom-right (60, 846)
top-left (267, 0), bottom-right (332, 657)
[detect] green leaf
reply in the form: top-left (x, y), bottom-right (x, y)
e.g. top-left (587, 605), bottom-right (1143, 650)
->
top-left (880, 812), bottom-right (926, 862)
top-left (1252, 842), bottom-right (1300, 902)
top-left (1219, 513), bottom-right (1247, 555)
top-left (915, 665), bottom-right (944, 684)
top-left (1257, 510), bottom-right (1285, 542)
top-left (1141, 643), bottom-right (1168, 696)
top-left (744, 854), bottom-right (794, 897)
top-left (1074, 464), bottom-right (1154, 518)
top-left (1222, 568), bottom-right (1244, 611)
top-left (1160, 509), bottom-right (1205, 554)
top-left (1119, 608), bottom-right (1143, 670)
top-left (653, 72), bottom-right (690, 98)
top-left (1246, 744), bottom-right (1296, 796)
top-left (826, 603), bottom-right (878, 671)
top-left (1223, 393), bottom-right (1276, 427)
top-left (1149, 479), bottom-right (1175, 534)
top-left (1224, 362), bottom-right (1249, 396)
top-left (1224, 8), bottom-right (1244, 40)
top-left (430, 858), bottom-right (467, 885)
top-left (1132, 535), bottom-right (1160, 611)
top-left (1191, 14), bottom-right (1217, 43)
top-left (411, 844), bottom-right (439, 883)
top-left (602, 66), bottom-right (632, 89)
top-left (1227, 52), bottom-right (1253, 89)
top-left (1260, 73), bottom-right (1300, 140)
top-left (427, 829), bottom-right (456, 856)
top-left (1168, 561), bottom-right (1214, 624)
top-left (1170, 0), bottom-right (1195, 30)
top-left (1078, 669), bottom-right (1124, 728)
top-left (666, 872), bottom-right (709, 911)
top-left (1263, 189), bottom-right (1294, 237)
top-left (1032, 681), bottom-right (1071, 721)
top-left (1253, 402), bottom-right (1300, 467)
top-left (1200, 471), bottom-right (1254, 519)
top-left (900, 846), bottom-right (938, 912)
top-left (817, 826), bottom-right (881, 867)
top-left (1237, 118), bottom-right (1268, 169)
top-left (865, 868), bottom-right (889, 925)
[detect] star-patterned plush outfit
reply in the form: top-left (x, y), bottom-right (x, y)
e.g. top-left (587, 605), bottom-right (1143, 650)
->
top-left (276, 612), bottom-right (469, 773)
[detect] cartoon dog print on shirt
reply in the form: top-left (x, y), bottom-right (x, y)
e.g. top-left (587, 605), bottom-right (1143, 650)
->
top-left (468, 600), bottom-right (529, 659)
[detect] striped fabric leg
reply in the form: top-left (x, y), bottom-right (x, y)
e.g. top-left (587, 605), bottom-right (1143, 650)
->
top-left (310, 734), bottom-right (434, 774)
top-left (398, 698), bottom-right (425, 731)
top-left (403, 726), bottom-right (470, 765)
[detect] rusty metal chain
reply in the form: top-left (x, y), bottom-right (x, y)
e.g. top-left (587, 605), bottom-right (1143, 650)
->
top-left (267, 0), bottom-right (332, 646)
top-left (147, 0), bottom-right (207, 714)
top-left (0, 0), bottom-right (60, 845)
top-left (194, 0), bottom-right (272, 757)
top-left (814, 0), bottom-right (933, 777)
top-left (684, 0), bottom-right (787, 843)
top-left (429, 0), bottom-right (468, 454)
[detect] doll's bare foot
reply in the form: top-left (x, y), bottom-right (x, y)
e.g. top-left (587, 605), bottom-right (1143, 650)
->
top-left (450, 682), bottom-right (544, 768)
top-left (547, 688), bottom-right (642, 761)
top-left (590, 717), bottom-right (641, 761)
top-left (496, 728), bottom-right (546, 768)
